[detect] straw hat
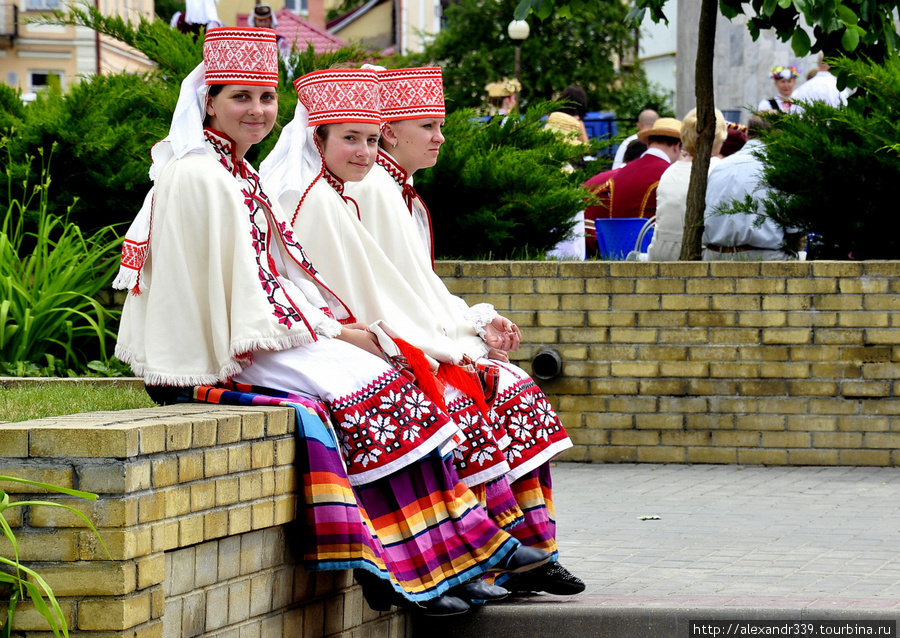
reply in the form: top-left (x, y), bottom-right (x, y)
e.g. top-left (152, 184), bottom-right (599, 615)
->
top-left (485, 78), bottom-right (521, 98)
top-left (637, 116), bottom-right (682, 143)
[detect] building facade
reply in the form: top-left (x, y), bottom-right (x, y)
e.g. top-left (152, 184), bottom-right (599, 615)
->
top-left (0, 0), bottom-right (154, 98)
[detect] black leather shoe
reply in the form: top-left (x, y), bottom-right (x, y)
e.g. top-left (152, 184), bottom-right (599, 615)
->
top-left (413, 595), bottom-right (471, 616)
top-left (449, 579), bottom-right (509, 602)
top-left (492, 545), bottom-right (552, 573)
top-left (504, 562), bottom-right (586, 596)
top-left (354, 569), bottom-right (403, 611)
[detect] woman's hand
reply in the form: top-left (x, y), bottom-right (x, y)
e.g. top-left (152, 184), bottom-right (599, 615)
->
top-left (335, 326), bottom-right (384, 360)
top-left (483, 316), bottom-right (521, 352)
top-left (486, 348), bottom-right (510, 362)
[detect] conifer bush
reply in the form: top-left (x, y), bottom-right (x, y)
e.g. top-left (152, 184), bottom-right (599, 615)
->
top-left (416, 103), bottom-right (589, 258)
top-left (758, 57), bottom-right (900, 259)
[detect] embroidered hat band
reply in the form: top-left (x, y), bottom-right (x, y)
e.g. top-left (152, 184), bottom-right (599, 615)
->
top-left (294, 69), bottom-right (381, 126)
top-left (203, 27), bottom-right (279, 87)
top-left (378, 67), bottom-right (445, 121)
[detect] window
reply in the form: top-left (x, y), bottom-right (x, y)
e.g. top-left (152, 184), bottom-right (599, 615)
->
top-left (25, 0), bottom-right (62, 10)
top-left (285, 0), bottom-right (307, 15)
top-left (28, 71), bottom-right (64, 92)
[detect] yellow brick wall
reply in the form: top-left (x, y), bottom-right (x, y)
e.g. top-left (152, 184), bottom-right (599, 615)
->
top-left (0, 405), bottom-right (406, 638)
top-left (436, 260), bottom-right (900, 467)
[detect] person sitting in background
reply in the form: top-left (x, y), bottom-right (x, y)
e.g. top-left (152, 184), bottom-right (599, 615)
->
top-left (581, 139), bottom-right (646, 258)
top-left (758, 66), bottom-right (799, 114)
top-left (485, 78), bottom-right (521, 118)
top-left (702, 116), bottom-right (803, 260)
top-left (546, 85), bottom-right (590, 145)
top-left (611, 109), bottom-right (658, 169)
top-left (583, 117), bottom-right (681, 256)
top-left (583, 140), bottom-right (645, 221)
top-left (647, 108), bottom-right (727, 261)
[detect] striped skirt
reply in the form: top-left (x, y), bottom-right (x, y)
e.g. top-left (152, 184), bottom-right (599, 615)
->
top-left (192, 383), bottom-right (518, 601)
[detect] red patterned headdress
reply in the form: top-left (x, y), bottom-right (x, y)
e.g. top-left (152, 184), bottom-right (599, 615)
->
top-left (294, 69), bottom-right (381, 126)
top-left (378, 67), bottom-right (445, 121)
top-left (203, 27), bottom-right (279, 87)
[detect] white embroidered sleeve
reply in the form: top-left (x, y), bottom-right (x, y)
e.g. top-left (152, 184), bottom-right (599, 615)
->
top-left (464, 302), bottom-right (499, 339)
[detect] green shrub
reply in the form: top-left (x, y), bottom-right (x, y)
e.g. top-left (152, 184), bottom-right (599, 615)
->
top-left (757, 57), bottom-right (900, 259)
top-left (417, 103), bottom-right (589, 259)
top-left (0, 140), bottom-right (122, 375)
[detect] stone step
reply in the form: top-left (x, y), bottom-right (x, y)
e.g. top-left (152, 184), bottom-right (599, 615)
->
top-left (412, 597), bottom-right (899, 638)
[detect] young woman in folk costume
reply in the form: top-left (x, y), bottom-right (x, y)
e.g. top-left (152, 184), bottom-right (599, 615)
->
top-left (113, 29), bottom-right (549, 617)
top-left (262, 69), bottom-right (529, 528)
top-left (342, 67), bottom-right (585, 596)
top-left (261, 65), bottom-right (584, 596)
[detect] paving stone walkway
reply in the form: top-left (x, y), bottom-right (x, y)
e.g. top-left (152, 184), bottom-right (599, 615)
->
top-left (415, 462), bottom-right (900, 637)
top-left (552, 462), bottom-right (900, 607)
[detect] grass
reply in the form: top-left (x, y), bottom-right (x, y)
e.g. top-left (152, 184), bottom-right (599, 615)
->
top-left (0, 383), bottom-right (155, 422)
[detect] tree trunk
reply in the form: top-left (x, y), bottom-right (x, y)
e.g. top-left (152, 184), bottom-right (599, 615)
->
top-left (679, 0), bottom-right (717, 260)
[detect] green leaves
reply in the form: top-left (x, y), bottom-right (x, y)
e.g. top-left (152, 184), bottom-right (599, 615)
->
top-left (758, 56), bottom-right (900, 259)
top-left (0, 141), bottom-right (122, 375)
top-left (1, 476), bottom-right (105, 638)
top-left (791, 27), bottom-right (812, 55)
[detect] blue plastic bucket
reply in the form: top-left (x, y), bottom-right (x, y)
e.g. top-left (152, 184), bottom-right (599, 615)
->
top-left (595, 218), bottom-right (654, 260)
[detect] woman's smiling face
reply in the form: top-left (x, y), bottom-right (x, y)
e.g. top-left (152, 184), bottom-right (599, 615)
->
top-left (320, 122), bottom-right (381, 182)
top-left (205, 84), bottom-right (278, 158)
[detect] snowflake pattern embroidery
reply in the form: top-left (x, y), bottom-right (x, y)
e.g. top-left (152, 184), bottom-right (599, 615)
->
top-left (402, 423), bottom-right (422, 442)
top-left (354, 448), bottom-right (382, 468)
top-left (508, 413), bottom-right (533, 441)
top-left (368, 414), bottom-right (398, 444)
top-left (404, 390), bottom-right (432, 420)
top-left (330, 370), bottom-right (450, 478)
top-left (470, 445), bottom-right (498, 466)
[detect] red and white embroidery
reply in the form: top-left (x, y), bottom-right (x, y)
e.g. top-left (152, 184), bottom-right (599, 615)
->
top-left (294, 69), bottom-right (380, 126)
top-left (330, 370), bottom-right (452, 478)
top-left (120, 239), bottom-right (148, 272)
top-left (445, 395), bottom-right (509, 484)
top-left (203, 27), bottom-right (278, 87)
top-left (494, 376), bottom-right (568, 471)
top-left (378, 67), bottom-right (445, 122)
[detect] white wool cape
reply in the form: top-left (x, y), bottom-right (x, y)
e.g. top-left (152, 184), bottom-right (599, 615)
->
top-left (344, 161), bottom-right (496, 351)
top-left (115, 143), bottom-right (347, 387)
top-left (282, 177), bottom-right (474, 365)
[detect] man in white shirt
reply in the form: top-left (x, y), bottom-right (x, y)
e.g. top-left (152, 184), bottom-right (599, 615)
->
top-left (611, 109), bottom-right (659, 169)
top-left (790, 52), bottom-right (851, 113)
top-left (702, 117), bottom-right (803, 261)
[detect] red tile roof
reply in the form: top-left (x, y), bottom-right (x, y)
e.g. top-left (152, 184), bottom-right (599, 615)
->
top-left (236, 9), bottom-right (345, 54)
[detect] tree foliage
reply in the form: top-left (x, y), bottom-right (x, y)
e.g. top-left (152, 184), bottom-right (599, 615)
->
top-left (417, 103), bottom-right (590, 259)
top-left (516, 0), bottom-right (900, 65)
top-left (395, 0), bottom-right (649, 115)
top-left (2, 5), bottom-right (369, 234)
top-left (753, 56), bottom-right (900, 259)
